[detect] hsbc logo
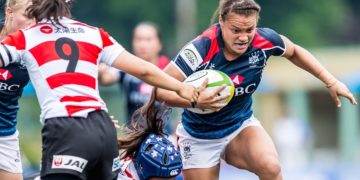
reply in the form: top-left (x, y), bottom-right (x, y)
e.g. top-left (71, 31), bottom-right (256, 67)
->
top-left (52, 155), bottom-right (88, 173)
top-left (230, 75), bottom-right (244, 86)
top-left (0, 69), bottom-right (12, 80)
top-left (40, 25), bottom-right (53, 34)
top-left (234, 83), bottom-right (257, 96)
top-left (0, 83), bottom-right (20, 91)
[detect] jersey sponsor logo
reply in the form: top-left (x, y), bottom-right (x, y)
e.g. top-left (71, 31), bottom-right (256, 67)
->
top-left (0, 69), bottom-right (13, 80)
top-left (230, 75), bottom-right (245, 86)
top-left (55, 27), bottom-right (85, 34)
top-left (249, 51), bottom-right (261, 68)
top-left (40, 26), bottom-right (53, 34)
top-left (112, 156), bottom-right (121, 172)
top-left (51, 155), bottom-right (88, 173)
top-left (234, 83), bottom-right (257, 96)
top-left (180, 43), bottom-right (203, 71)
top-left (0, 82), bottom-right (20, 91)
top-left (170, 169), bottom-right (179, 176)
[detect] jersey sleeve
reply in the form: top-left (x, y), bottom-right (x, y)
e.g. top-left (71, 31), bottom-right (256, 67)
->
top-left (98, 28), bottom-right (125, 66)
top-left (172, 37), bottom-right (211, 77)
top-left (256, 28), bottom-right (285, 56)
top-left (0, 30), bottom-right (25, 66)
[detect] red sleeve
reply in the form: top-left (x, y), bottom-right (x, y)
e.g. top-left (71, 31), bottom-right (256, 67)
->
top-left (2, 30), bottom-right (26, 50)
top-left (99, 28), bottom-right (114, 48)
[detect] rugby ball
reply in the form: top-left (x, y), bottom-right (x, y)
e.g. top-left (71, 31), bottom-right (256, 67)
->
top-left (185, 70), bottom-right (235, 114)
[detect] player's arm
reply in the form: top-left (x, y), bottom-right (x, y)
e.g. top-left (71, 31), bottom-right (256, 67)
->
top-left (156, 63), bottom-right (228, 110)
top-left (281, 35), bottom-right (357, 107)
top-left (0, 44), bottom-right (20, 68)
top-left (111, 50), bottom-right (198, 103)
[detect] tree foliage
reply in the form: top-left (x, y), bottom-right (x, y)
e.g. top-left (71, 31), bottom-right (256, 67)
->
top-left (69, 0), bottom-right (360, 55)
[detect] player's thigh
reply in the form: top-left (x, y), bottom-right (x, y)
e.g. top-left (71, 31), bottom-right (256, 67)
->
top-left (0, 169), bottom-right (22, 180)
top-left (224, 126), bottom-right (280, 171)
top-left (182, 164), bottom-right (220, 180)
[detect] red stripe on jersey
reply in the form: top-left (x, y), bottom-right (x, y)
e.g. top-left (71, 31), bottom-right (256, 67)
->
top-left (60, 96), bottom-right (99, 103)
top-left (2, 30), bottom-right (26, 50)
top-left (197, 25), bottom-right (219, 40)
top-left (252, 31), bottom-right (275, 49)
top-left (204, 37), bottom-right (220, 63)
top-left (29, 41), bottom-right (101, 66)
top-left (99, 28), bottom-right (114, 48)
top-left (124, 168), bottom-right (134, 179)
top-left (197, 25), bottom-right (220, 64)
top-left (46, 72), bottom-right (96, 89)
top-left (65, 105), bottom-right (101, 116)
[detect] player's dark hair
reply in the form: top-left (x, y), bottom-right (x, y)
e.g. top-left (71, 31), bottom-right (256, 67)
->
top-left (25, 0), bottom-right (72, 26)
top-left (211, 0), bottom-right (261, 24)
top-left (118, 88), bottom-right (170, 159)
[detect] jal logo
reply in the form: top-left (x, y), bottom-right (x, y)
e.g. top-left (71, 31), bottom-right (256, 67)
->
top-left (40, 26), bottom-right (53, 34)
top-left (0, 69), bottom-right (12, 80)
top-left (53, 157), bottom-right (63, 166)
top-left (230, 75), bottom-right (244, 86)
top-left (51, 155), bottom-right (88, 173)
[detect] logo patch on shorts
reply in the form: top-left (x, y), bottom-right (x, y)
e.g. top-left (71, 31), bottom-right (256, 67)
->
top-left (51, 155), bottom-right (88, 173)
top-left (112, 157), bottom-right (121, 172)
top-left (182, 141), bottom-right (192, 159)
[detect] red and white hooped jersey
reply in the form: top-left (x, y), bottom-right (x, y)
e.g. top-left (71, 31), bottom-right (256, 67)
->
top-left (0, 17), bottom-right (124, 123)
top-left (117, 157), bottom-right (140, 180)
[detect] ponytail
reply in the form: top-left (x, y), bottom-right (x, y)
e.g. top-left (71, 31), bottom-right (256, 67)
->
top-left (210, 6), bottom-right (220, 25)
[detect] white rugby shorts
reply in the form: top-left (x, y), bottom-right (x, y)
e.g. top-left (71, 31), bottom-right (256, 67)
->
top-left (0, 131), bottom-right (23, 173)
top-left (176, 116), bottom-right (262, 169)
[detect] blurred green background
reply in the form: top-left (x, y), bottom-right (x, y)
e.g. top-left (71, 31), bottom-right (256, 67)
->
top-left (3, 0), bottom-right (358, 179)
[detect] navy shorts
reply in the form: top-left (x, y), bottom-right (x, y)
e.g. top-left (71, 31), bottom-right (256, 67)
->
top-left (40, 110), bottom-right (120, 180)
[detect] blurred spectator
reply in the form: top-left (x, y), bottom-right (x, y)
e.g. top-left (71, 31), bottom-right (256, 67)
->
top-left (99, 22), bottom-right (176, 133)
top-left (273, 107), bottom-right (312, 169)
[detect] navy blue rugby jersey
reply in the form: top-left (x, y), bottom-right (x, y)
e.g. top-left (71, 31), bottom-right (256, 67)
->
top-left (0, 63), bottom-right (30, 136)
top-left (0, 22), bottom-right (30, 136)
top-left (173, 24), bottom-right (285, 139)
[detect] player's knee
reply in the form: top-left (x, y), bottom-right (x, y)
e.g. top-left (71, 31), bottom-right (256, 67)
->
top-left (253, 156), bottom-right (281, 177)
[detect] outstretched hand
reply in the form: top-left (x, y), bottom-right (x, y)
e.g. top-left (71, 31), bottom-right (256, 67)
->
top-left (328, 80), bottom-right (357, 107)
top-left (195, 78), bottom-right (230, 111)
top-left (177, 83), bottom-right (199, 105)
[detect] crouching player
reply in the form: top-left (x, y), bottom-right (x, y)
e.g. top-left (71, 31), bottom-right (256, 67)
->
top-left (117, 89), bottom-right (182, 180)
